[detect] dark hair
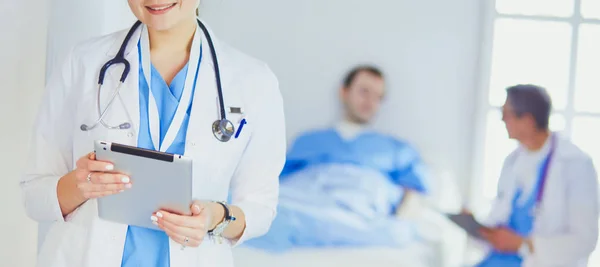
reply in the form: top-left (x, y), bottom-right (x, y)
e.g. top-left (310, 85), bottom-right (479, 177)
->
top-left (342, 65), bottom-right (384, 88)
top-left (506, 84), bottom-right (552, 130)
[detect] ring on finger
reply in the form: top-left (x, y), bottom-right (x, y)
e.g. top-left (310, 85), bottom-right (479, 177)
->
top-left (181, 236), bottom-right (190, 250)
top-left (86, 172), bottom-right (93, 183)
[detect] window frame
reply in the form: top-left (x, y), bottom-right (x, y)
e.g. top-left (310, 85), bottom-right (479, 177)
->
top-left (469, 0), bottom-right (600, 208)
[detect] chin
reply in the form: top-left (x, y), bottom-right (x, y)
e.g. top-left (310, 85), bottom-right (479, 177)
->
top-left (145, 20), bottom-right (178, 31)
top-left (355, 116), bottom-right (372, 124)
top-left (507, 132), bottom-right (519, 140)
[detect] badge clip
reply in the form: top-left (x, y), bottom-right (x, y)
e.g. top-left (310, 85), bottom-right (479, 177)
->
top-left (229, 107), bottom-right (244, 114)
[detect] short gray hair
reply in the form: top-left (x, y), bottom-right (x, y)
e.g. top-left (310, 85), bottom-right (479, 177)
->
top-left (506, 84), bottom-right (552, 130)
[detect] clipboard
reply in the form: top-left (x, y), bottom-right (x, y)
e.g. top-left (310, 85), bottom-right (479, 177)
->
top-left (446, 213), bottom-right (488, 239)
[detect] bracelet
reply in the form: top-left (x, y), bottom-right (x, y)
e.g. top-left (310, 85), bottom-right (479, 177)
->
top-left (208, 201), bottom-right (236, 237)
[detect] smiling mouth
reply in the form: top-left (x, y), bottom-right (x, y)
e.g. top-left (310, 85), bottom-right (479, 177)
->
top-left (146, 3), bottom-right (177, 12)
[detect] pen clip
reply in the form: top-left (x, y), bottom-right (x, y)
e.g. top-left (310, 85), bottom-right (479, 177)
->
top-left (235, 119), bottom-right (247, 139)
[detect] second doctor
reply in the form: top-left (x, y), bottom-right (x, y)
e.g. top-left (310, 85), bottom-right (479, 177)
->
top-left (476, 84), bottom-right (599, 267)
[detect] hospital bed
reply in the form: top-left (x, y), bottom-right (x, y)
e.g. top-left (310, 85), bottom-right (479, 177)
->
top-left (232, 170), bottom-right (468, 267)
top-left (233, 243), bottom-right (437, 267)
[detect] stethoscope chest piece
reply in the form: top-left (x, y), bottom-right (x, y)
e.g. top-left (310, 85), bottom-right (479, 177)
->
top-left (212, 119), bottom-right (235, 142)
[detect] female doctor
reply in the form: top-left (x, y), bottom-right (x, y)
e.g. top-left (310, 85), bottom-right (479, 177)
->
top-left (19, 1), bottom-right (286, 267)
top-left (475, 84), bottom-right (599, 267)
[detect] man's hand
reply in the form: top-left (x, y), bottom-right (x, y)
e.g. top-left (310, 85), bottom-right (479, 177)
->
top-left (480, 227), bottom-right (524, 253)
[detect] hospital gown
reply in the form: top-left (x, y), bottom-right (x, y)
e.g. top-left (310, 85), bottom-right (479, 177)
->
top-left (245, 128), bottom-right (430, 252)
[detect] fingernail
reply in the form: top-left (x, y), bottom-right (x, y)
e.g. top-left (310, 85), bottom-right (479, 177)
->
top-left (125, 183), bottom-right (132, 189)
top-left (119, 190), bottom-right (125, 193)
top-left (121, 176), bottom-right (130, 183)
top-left (152, 221), bottom-right (158, 226)
top-left (193, 205), bottom-right (201, 213)
top-left (156, 212), bottom-right (163, 218)
top-left (151, 215), bottom-right (158, 222)
top-left (106, 164), bottom-right (114, 171)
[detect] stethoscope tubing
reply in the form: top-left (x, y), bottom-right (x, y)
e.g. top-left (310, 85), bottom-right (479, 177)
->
top-left (84, 19), bottom-right (235, 141)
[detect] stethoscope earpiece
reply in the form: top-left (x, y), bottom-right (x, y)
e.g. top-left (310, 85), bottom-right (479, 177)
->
top-left (119, 123), bottom-right (132, 130)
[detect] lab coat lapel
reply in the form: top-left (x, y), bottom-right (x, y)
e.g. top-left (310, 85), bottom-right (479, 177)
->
top-left (169, 22), bottom-right (230, 266)
top-left (184, 28), bottom-right (220, 199)
top-left (534, 137), bottom-right (566, 222)
top-left (119, 47), bottom-right (141, 143)
top-left (104, 27), bottom-right (142, 145)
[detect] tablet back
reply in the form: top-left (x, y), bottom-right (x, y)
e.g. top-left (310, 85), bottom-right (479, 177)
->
top-left (94, 140), bottom-right (193, 230)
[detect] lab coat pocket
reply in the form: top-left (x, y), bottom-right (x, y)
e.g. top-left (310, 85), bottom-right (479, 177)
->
top-left (196, 240), bottom-right (235, 267)
top-left (39, 218), bottom-right (88, 267)
top-left (229, 112), bottom-right (250, 139)
top-left (220, 113), bottom-right (252, 171)
top-left (197, 113), bottom-right (251, 199)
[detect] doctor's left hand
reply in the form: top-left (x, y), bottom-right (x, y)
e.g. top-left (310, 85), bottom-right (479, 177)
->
top-left (151, 201), bottom-right (219, 247)
top-left (480, 227), bottom-right (524, 252)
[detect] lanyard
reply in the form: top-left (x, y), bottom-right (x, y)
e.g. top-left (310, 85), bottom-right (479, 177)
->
top-left (139, 25), bottom-right (202, 152)
top-left (534, 134), bottom-right (557, 204)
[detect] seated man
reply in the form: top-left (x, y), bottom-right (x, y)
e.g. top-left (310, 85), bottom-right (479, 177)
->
top-left (245, 66), bottom-right (430, 252)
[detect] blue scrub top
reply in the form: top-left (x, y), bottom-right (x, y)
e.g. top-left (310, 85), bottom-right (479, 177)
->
top-left (120, 43), bottom-right (201, 267)
top-left (477, 149), bottom-right (554, 267)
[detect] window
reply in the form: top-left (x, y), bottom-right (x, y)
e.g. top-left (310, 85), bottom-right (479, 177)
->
top-left (476, 0), bottom-right (600, 264)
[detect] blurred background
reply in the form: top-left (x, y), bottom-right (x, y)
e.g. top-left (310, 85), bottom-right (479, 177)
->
top-left (2, 0), bottom-right (600, 266)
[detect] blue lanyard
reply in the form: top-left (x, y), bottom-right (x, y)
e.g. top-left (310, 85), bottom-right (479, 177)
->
top-left (534, 135), bottom-right (557, 204)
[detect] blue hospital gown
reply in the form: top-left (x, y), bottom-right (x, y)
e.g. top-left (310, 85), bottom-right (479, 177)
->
top-left (244, 128), bottom-right (429, 252)
top-left (282, 128), bottom-right (429, 193)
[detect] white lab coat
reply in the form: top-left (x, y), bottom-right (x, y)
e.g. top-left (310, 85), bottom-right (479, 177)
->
top-left (19, 21), bottom-right (286, 267)
top-left (482, 134), bottom-right (599, 267)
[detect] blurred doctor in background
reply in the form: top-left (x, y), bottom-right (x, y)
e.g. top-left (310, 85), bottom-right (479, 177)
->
top-left (476, 84), bottom-right (599, 267)
top-left (244, 65), bottom-right (430, 251)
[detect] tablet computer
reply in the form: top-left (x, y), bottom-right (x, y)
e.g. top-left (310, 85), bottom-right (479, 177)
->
top-left (94, 140), bottom-right (193, 230)
top-left (446, 213), bottom-right (487, 239)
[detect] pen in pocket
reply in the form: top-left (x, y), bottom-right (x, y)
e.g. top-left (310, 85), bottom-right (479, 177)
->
top-left (235, 119), bottom-right (247, 139)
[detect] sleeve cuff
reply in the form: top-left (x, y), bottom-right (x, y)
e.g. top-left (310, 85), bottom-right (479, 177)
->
top-left (22, 176), bottom-right (66, 223)
top-left (230, 202), bottom-right (275, 248)
top-left (518, 239), bottom-right (533, 258)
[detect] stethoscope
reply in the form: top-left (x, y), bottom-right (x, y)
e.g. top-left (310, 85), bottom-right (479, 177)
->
top-left (80, 19), bottom-right (236, 142)
top-left (532, 135), bottom-right (556, 214)
top-left (515, 134), bottom-right (556, 216)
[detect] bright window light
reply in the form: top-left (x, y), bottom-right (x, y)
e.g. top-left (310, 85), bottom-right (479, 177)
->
top-left (488, 19), bottom-right (572, 109)
top-left (496, 0), bottom-right (574, 17)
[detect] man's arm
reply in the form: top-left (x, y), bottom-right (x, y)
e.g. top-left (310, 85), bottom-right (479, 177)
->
top-left (390, 141), bottom-right (429, 194)
top-left (527, 157), bottom-right (599, 265)
top-left (279, 132), bottom-right (321, 179)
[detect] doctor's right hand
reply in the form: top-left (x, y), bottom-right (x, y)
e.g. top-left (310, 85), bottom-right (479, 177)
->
top-left (73, 152), bottom-right (132, 199)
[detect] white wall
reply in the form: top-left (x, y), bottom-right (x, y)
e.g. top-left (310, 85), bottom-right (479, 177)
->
top-left (0, 1), bottom-right (47, 267)
top-left (200, 0), bottom-right (483, 194)
top-left (46, 0), bottom-right (136, 78)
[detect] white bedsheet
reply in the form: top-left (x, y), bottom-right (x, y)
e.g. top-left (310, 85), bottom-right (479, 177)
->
top-left (233, 241), bottom-right (439, 267)
top-left (231, 168), bottom-right (468, 267)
